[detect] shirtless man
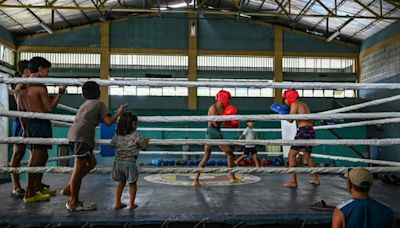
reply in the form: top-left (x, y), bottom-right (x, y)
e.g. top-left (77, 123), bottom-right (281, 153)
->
top-left (10, 60), bottom-right (30, 198)
top-left (193, 90), bottom-right (239, 187)
top-left (283, 89), bottom-right (319, 188)
top-left (20, 57), bottom-right (66, 202)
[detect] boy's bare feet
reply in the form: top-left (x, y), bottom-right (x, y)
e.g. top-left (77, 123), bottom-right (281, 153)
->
top-left (60, 186), bottom-right (71, 196)
top-left (283, 182), bottom-right (298, 188)
top-left (128, 204), bottom-right (138, 209)
top-left (229, 176), bottom-right (241, 184)
top-left (193, 181), bottom-right (201, 187)
top-left (115, 203), bottom-right (127, 210)
top-left (309, 180), bottom-right (320, 185)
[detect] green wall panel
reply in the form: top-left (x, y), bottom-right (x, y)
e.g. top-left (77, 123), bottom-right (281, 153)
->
top-left (198, 15), bottom-right (274, 51)
top-left (110, 17), bottom-right (188, 49)
top-left (20, 26), bottom-right (100, 47)
top-left (283, 31), bottom-right (358, 53)
top-left (0, 25), bottom-right (14, 44)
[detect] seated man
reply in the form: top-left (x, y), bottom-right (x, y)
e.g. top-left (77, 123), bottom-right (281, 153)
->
top-left (332, 167), bottom-right (395, 228)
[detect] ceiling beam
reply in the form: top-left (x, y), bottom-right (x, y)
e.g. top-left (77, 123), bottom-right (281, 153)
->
top-left (314, 0), bottom-right (335, 15)
top-left (347, 7), bottom-right (399, 41)
top-left (0, 3), bottom-right (399, 19)
top-left (310, 0), bottom-right (346, 31)
top-left (72, 0), bottom-right (92, 23)
top-left (47, 0), bottom-right (58, 6)
top-left (354, 0), bottom-right (380, 17)
top-left (0, 9), bottom-right (31, 33)
top-left (274, 0), bottom-right (292, 21)
top-left (383, 0), bottom-right (400, 8)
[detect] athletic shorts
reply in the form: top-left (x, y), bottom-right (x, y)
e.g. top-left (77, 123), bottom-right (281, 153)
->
top-left (291, 126), bottom-right (315, 153)
top-left (12, 117), bottom-right (23, 137)
top-left (205, 127), bottom-right (223, 139)
top-left (69, 142), bottom-right (93, 158)
top-left (112, 160), bottom-right (138, 184)
top-left (27, 119), bottom-right (52, 150)
top-left (244, 147), bottom-right (257, 155)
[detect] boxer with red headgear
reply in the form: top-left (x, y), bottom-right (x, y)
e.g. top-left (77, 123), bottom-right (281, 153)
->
top-left (193, 90), bottom-right (239, 187)
top-left (283, 89), bottom-right (320, 188)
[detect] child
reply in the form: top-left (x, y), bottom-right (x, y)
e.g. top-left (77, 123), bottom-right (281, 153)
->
top-left (62, 81), bottom-right (126, 211)
top-left (23, 57), bottom-right (66, 203)
top-left (111, 112), bottom-right (148, 209)
top-left (282, 89), bottom-right (319, 188)
top-left (193, 90), bottom-right (239, 187)
top-left (235, 120), bottom-right (260, 167)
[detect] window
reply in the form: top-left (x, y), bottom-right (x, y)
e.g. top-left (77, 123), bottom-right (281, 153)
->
top-left (197, 79), bottom-right (273, 97)
top-left (0, 43), bottom-right (15, 66)
top-left (20, 52), bottom-right (100, 68)
top-left (109, 78), bottom-right (188, 96)
top-left (111, 54), bottom-right (187, 70)
top-left (283, 89), bottom-right (356, 98)
top-left (47, 85), bottom-right (82, 94)
top-left (283, 57), bottom-right (355, 73)
top-left (198, 56), bottom-right (273, 71)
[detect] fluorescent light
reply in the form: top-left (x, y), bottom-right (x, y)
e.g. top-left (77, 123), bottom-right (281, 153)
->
top-left (239, 13), bottom-right (251, 18)
top-left (191, 23), bottom-right (196, 37)
top-left (169, 2), bottom-right (187, 8)
top-left (326, 30), bottom-right (340, 42)
top-left (39, 22), bottom-right (54, 34)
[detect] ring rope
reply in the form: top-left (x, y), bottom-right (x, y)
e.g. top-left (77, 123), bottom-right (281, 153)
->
top-left (56, 104), bottom-right (79, 113)
top-left (319, 94), bottom-right (400, 114)
top-left (1, 166), bottom-right (399, 174)
top-left (3, 109), bottom-right (400, 123)
top-left (19, 151), bottom-right (400, 167)
top-left (313, 117), bottom-right (400, 130)
top-left (3, 137), bottom-right (400, 146)
top-left (2, 78), bottom-right (400, 90)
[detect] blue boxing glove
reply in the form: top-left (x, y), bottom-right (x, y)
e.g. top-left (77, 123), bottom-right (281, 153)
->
top-left (270, 102), bottom-right (290, 114)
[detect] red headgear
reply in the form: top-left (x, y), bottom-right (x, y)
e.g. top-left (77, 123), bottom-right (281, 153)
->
top-left (283, 89), bottom-right (299, 106)
top-left (215, 90), bottom-right (231, 107)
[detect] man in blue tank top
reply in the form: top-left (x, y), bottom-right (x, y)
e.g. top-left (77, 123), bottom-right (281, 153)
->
top-left (332, 167), bottom-right (395, 228)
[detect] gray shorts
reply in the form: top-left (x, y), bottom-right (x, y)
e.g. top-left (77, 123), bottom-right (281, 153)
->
top-left (112, 160), bottom-right (138, 184)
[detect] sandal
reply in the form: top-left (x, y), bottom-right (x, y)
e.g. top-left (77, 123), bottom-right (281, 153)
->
top-left (11, 188), bottom-right (26, 199)
top-left (23, 192), bottom-right (51, 203)
top-left (66, 201), bottom-right (97, 211)
top-left (309, 200), bottom-right (336, 211)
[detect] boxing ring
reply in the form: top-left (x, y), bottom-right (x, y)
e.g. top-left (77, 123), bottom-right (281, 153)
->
top-left (1, 77), bottom-right (400, 227)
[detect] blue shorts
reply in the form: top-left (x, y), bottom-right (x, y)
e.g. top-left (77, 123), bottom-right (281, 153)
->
top-left (12, 117), bottom-right (23, 137)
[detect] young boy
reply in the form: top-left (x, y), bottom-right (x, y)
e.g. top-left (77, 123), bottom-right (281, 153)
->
top-left (21, 57), bottom-right (66, 203)
top-left (282, 89), bottom-right (319, 188)
top-left (62, 81), bottom-right (126, 211)
top-left (10, 60), bottom-right (29, 198)
top-left (235, 120), bottom-right (260, 167)
top-left (193, 90), bottom-right (239, 187)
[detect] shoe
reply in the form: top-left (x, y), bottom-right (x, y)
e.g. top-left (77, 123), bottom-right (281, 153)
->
top-left (66, 201), bottom-right (97, 211)
top-left (41, 187), bottom-right (56, 196)
top-left (23, 192), bottom-right (51, 203)
top-left (11, 188), bottom-right (26, 199)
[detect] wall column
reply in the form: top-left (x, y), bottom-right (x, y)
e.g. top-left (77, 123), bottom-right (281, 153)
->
top-left (188, 15), bottom-right (198, 110)
top-left (274, 26), bottom-right (283, 103)
top-left (100, 22), bottom-right (110, 106)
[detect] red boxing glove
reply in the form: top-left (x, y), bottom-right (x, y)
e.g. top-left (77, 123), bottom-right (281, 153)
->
top-left (223, 105), bottom-right (239, 128)
top-left (223, 105), bottom-right (237, 115)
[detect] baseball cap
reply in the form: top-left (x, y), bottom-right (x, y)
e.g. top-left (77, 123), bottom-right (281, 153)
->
top-left (345, 167), bottom-right (373, 189)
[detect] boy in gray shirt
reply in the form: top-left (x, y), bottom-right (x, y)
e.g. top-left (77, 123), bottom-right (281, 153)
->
top-left (61, 81), bottom-right (126, 211)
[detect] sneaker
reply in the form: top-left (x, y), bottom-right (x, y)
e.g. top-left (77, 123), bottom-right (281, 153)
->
top-left (11, 188), bottom-right (26, 199)
top-left (23, 192), bottom-right (51, 203)
top-left (41, 187), bottom-right (56, 196)
top-left (66, 201), bottom-right (97, 211)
